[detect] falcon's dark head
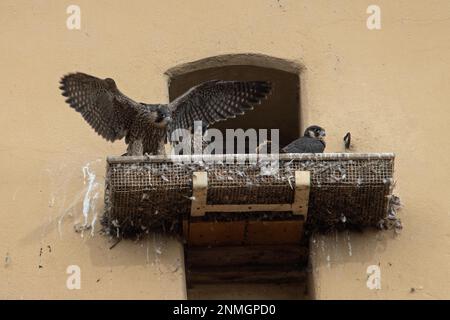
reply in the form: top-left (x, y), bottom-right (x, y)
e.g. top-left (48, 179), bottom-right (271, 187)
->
top-left (141, 104), bottom-right (172, 128)
top-left (304, 125), bottom-right (326, 141)
top-left (104, 78), bottom-right (116, 88)
top-left (153, 106), bottom-right (172, 128)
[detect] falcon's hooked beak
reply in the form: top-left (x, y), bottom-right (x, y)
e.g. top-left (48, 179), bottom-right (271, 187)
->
top-left (315, 129), bottom-right (326, 148)
top-left (317, 130), bottom-right (326, 145)
top-left (319, 130), bottom-right (326, 139)
top-left (164, 116), bottom-right (172, 124)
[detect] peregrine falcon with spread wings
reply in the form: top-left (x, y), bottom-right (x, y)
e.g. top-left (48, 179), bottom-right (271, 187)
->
top-left (59, 72), bottom-right (272, 155)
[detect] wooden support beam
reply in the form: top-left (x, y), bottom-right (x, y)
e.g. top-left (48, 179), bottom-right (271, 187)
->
top-left (292, 170), bottom-right (310, 218)
top-left (191, 171), bottom-right (208, 216)
top-left (189, 170), bottom-right (311, 218)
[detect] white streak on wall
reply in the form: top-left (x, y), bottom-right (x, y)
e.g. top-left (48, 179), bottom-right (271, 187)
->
top-left (82, 164), bottom-right (95, 225)
top-left (44, 158), bottom-right (103, 239)
top-left (347, 231), bottom-right (353, 257)
top-left (90, 191), bottom-right (99, 237)
top-left (58, 190), bottom-right (90, 237)
top-left (81, 161), bottom-right (100, 238)
top-left (152, 233), bottom-right (164, 273)
top-left (57, 194), bottom-right (67, 238)
top-left (49, 195), bottom-right (55, 208)
top-left (146, 238), bottom-right (150, 265)
top-left (12, 187), bottom-right (20, 201)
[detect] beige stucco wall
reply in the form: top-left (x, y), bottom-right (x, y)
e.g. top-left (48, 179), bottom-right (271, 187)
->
top-left (1, 0), bottom-right (449, 299)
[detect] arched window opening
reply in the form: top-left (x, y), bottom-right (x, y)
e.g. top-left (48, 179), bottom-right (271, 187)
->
top-left (166, 54), bottom-right (302, 151)
top-left (165, 55), bottom-right (308, 300)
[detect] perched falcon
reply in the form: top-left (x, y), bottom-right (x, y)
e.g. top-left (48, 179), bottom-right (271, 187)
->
top-left (282, 125), bottom-right (326, 153)
top-left (59, 72), bottom-right (271, 155)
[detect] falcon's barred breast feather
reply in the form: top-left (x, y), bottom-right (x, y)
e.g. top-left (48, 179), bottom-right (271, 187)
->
top-left (59, 72), bottom-right (272, 155)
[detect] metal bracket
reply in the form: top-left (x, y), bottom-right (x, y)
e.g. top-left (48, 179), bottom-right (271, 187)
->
top-left (191, 170), bottom-right (310, 220)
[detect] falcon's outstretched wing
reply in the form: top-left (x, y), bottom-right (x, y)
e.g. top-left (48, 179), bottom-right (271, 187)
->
top-left (59, 72), bottom-right (140, 142)
top-left (167, 80), bottom-right (272, 133)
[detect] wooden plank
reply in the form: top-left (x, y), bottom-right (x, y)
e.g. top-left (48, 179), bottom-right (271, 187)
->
top-left (182, 218), bottom-right (189, 242)
top-left (186, 244), bottom-right (308, 268)
top-left (187, 265), bottom-right (306, 284)
top-left (188, 219), bottom-right (303, 246)
top-left (190, 169), bottom-right (309, 218)
top-left (292, 170), bottom-right (310, 217)
top-left (188, 220), bottom-right (246, 246)
top-left (246, 220), bottom-right (303, 245)
top-left (201, 203), bottom-right (293, 212)
top-left (191, 171), bottom-right (208, 216)
top-left (107, 152), bottom-right (396, 164)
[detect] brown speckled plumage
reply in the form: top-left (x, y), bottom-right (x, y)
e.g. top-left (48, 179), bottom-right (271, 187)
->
top-left (60, 72), bottom-right (271, 155)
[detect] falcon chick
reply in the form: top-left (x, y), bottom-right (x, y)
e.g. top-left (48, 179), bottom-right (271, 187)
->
top-left (59, 72), bottom-right (271, 155)
top-left (282, 125), bottom-right (326, 153)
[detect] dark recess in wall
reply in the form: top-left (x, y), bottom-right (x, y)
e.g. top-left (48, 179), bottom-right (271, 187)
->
top-left (168, 65), bottom-right (300, 148)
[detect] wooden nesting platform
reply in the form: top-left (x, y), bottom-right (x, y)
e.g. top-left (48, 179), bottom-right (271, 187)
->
top-left (103, 153), bottom-right (394, 284)
top-left (184, 215), bottom-right (308, 284)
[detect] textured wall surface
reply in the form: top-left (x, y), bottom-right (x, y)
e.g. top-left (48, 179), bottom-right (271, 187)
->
top-left (0, 0), bottom-right (449, 299)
